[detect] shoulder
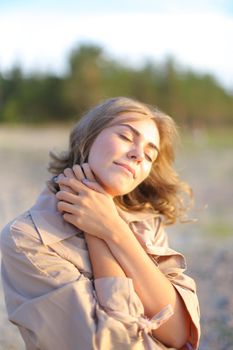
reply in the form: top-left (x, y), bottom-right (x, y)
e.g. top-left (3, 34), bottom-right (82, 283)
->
top-left (0, 211), bottom-right (41, 255)
top-left (130, 214), bottom-right (168, 246)
top-left (1, 210), bottom-right (81, 299)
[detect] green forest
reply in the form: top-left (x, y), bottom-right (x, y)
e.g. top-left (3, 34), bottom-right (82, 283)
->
top-left (0, 44), bottom-right (232, 126)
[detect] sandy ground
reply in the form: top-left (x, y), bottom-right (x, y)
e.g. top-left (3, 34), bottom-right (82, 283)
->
top-left (0, 125), bottom-right (232, 350)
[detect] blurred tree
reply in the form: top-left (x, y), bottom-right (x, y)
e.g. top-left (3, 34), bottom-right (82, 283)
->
top-left (101, 59), bottom-right (136, 98)
top-left (0, 65), bottom-right (23, 122)
top-left (130, 61), bottom-right (159, 104)
top-left (63, 44), bottom-right (106, 117)
top-left (3, 75), bottom-right (67, 123)
top-left (0, 43), bottom-right (232, 125)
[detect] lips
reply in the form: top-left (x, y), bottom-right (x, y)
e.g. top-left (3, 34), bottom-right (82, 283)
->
top-left (114, 162), bottom-right (135, 178)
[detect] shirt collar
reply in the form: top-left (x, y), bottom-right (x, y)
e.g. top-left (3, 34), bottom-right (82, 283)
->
top-left (29, 187), bottom-right (78, 245)
top-left (116, 205), bottom-right (158, 224)
top-left (29, 186), bottom-right (157, 246)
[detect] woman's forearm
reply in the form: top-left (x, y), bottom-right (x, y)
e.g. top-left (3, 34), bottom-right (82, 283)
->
top-left (104, 221), bottom-right (190, 349)
top-left (84, 228), bottom-right (189, 349)
top-left (84, 233), bottom-right (126, 278)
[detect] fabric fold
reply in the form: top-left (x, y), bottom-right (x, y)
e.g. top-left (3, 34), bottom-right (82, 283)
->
top-left (1, 187), bottom-right (201, 350)
top-left (107, 304), bottom-right (174, 335)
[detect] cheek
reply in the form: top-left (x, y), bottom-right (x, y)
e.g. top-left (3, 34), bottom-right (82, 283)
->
top-left (88, 137), bottom-right (119, 170)
top-left (138, 164), bottom-right (152, 183)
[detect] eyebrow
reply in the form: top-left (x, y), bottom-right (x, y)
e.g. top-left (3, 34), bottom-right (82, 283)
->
top-left (118, 123), bottom-right (160, 154)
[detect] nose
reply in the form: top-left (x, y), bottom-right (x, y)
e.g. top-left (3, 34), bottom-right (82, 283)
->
top-left (127, 147), bottom-right (144, 162)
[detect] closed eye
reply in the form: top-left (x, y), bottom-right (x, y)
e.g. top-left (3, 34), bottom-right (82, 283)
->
top-left (119, 134), bottom-right (153, 162)
top-left (145, 155), bottom-right (153, 162)
top-left (119, 134), bottom-right (133, 142)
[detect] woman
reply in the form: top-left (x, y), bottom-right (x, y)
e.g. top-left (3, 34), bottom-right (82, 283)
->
top-left (1, 97), bottom-right (200, 350)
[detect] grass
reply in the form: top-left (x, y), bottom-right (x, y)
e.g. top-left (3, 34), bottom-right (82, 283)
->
top-left (0, 124), bottom-right (232, 239)
top-left (180, 126), bottom-right (233, 152)
top-left (204, 220), bottom-right (233, 238)
top-left (0, 124), bottom-right (232, 350)
top-left (1, 123), bottom-right (233, 151)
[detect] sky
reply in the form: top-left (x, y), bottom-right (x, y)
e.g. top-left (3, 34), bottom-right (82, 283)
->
top-left (0, 0), bottom-right (233, 91)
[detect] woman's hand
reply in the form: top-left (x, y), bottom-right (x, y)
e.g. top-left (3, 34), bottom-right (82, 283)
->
top-left (55, 164), bottom-right (124, 241)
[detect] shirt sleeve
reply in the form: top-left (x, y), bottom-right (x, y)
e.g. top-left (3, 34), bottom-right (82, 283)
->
top-left (130, 218), bottom-right (201, 350)
top-left (0, 213), bottom-right (163, 350)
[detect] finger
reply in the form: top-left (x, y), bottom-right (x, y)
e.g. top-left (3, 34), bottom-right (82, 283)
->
top-left (56, 176), bottom-right (87, 194)
top-left (56, 190), bottom-right (79, 204)
top-left (57, 173), bottom-right (65, 182)
top-left (56, 173), bottom-right (76, 194)
top-left (72, 164), bottom-right (86, 182)
top-left (81, 163), bottom-right (96, 182)
top-left (82, 179), bottom-right (106, 194)
top-left (57, 201), bottom-right (79, 215)
top-left (62, 168), bottom-right (76, 194)
top-left (62, 213), bottom-right (81, 229)
top-left (63, 168), bottom-right (76, 179)
top-left (59, 184), bottom-right (75, 193)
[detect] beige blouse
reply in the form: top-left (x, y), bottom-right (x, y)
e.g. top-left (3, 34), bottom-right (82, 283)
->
top-left (0, 187), bottom-right (200, 350)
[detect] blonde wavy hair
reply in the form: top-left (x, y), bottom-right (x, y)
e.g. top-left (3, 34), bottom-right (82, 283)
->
top-left (47, 96), bottom-right (193, 225)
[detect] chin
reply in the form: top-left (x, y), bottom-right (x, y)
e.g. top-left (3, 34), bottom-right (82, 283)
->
top-left (107, 182), bottom-right (136, 197)
top-left (97, 177), bottom-right (132, 197)
top-left (102, 183), bottom-right (128, 197)
top-left (92, 168), bottom-right (135, 196)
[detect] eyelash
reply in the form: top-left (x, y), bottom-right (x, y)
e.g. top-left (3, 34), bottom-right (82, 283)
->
top-left (119, 134), bottom-right (153, 162)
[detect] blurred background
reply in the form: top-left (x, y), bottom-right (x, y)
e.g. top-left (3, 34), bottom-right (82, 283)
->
top-left (0, 1), bottom-right (233, 349)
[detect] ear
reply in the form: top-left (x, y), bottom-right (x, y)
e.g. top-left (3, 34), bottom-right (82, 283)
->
top-left (82, 179), bottom-right (106, 194)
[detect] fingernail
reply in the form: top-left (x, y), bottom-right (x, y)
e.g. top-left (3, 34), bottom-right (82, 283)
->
top-left (81, 178), bottom-right (89, 184)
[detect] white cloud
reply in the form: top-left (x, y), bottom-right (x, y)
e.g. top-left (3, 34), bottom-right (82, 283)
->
top-left (0, 9), bottom-right (232, 90)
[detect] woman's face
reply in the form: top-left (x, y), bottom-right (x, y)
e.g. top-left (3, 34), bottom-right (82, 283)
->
top-left (88, 113), bottom-right (160, 197)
